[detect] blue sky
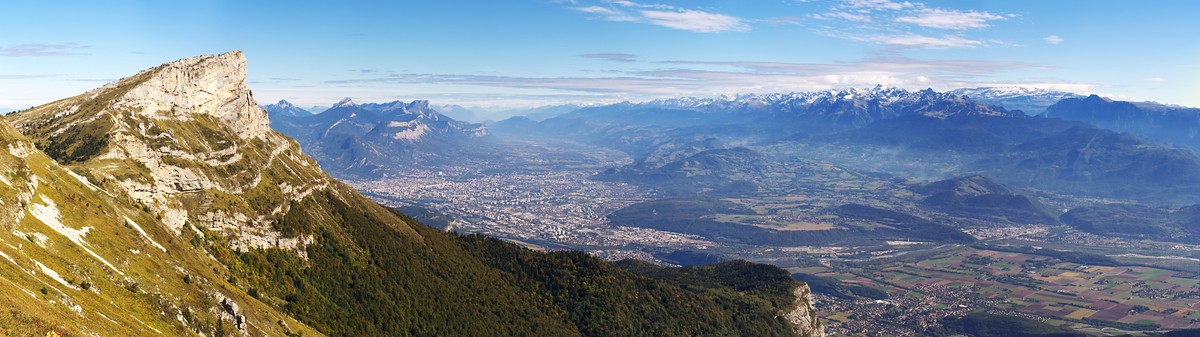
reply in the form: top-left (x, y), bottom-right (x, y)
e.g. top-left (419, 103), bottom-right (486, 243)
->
top-left (2, 0), bottom-right (1197, 111)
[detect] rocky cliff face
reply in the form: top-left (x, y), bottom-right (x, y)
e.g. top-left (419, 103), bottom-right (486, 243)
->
top-left (8, 51), bottom-right (329, 253)
top-left (268, 97), bottom-right (492, 178)
top-left (0, 115), bottom-right (319, 336)
top-left (110, 51), bottom-right (271, 140)
top-left (785, 283), bottom-right (826, 337)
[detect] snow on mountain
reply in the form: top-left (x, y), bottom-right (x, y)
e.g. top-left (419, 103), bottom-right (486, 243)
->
top-left (620, 86), bottom-right (1022, 122)
top-left (261, 99), bottom-right (314, 118)
top-left (948, 87), bottom-right (1083, 115)
top-left (332, 97), bottom-right (357, 108)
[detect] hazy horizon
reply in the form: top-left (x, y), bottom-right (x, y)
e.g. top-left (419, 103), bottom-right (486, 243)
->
top-left (3, 0), bottom-right (1198, 111)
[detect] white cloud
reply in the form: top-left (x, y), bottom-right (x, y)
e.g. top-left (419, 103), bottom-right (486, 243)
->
top-left (576, 6), bottom-right (618, 15)
top-left (1144, 77), bottom-right (1166, 82)
top-left (810, 1), bottom-right (1013, 48)
top-left (580, 53), bottom-right (638, 62)
top-left (0, 74), bottom-right (59, 80)
top-left (0, 43), bottom-right (91, 57)
top-left (323, 55), bottom-right (1057, 105)
top-left (810, 11), bottom-right (872, 23)
top-left (895, 8), bottom-right (1004, 29)
top-left (608, 0), bottom-right (672, 9)
top-left (570, 1), bottom-right (748, 33)
top-left (844, 0), bottom-right (914, 11)
top-left (856, 34), bottom-right (983, 48)
top-left (640, 9), bottom-right (749, 33)
top-left (1043, 35), bottom-right (1063, 45)
top-left (969, 82), bottom-right (1096, 94)
top-left (573, 6), bottom-right (637, 21)
top-left (761, 16), bottom-right (802, 26)
top-left (1096, 93), bottom-right (1142, 101)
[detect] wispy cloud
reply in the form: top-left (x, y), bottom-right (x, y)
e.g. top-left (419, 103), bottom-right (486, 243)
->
top-left (895, 8), bottom-right (1004, 30)
top-left (1144, 77), bottom-right (1166, 82)
top-left (640, 9), bottom-right (748, 32)
top-left (760, 16), bottom-right (802, 26)
top-left (808, 0), bottom-right (1011, 48)
top-left (66, 78), bottom-right (118, 82)
top-left (1043, 35), bottom-right (1063, 45)
top-left (574, 5), bottom-right (637, 21)
top-left (570, 1), bottom-right (748, 33)
top-left (0, 74), bottom-right (58, 80)
top-left (321, 54), bottom-right (1075, 103)
top-left (810, 11), bottom-right (872, 23)
top-left (580, 53), bottom-right (638, 62)
top-left (350, 69), bottom-right (391, 74)
top-left (844, 0), bottom-right (915, 11)
top-left (854, 34), bottom-right (983, 48)
top-left (0, 43), bottom-right (91, 56)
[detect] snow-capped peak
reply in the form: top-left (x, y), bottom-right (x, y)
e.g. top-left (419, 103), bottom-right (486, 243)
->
top-left (333, 97), bottom-right (357, 108)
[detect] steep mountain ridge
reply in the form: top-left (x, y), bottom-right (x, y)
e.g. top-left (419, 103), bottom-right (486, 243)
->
top-left (260, 100), bottom-right (313, 119)
top-left (1042, 94), bottom-right (1200, 148)
top-left (8, 51), bottom-right (337, 252)
top-left (0, 119), bottom-right (321, 336)
top-left (269, 97), bottom-right (490, 178)
top-left (3, 51), bottom-right (822, 336)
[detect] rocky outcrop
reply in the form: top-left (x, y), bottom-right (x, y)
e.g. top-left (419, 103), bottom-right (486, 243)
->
top-left (214, 293), bottom-right (248, 334)
top-left (7, 51), bottom-right (333, 250)
top-left (112, 51), bottom-right (271, 140)
top-left (785, 283), bottom-right (825, 337)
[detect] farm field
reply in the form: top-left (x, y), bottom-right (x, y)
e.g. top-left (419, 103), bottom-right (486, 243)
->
top-left (809, 247), bottom-right (1200, 335)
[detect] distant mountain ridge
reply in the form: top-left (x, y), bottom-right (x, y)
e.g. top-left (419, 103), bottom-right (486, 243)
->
top-left (948, 87), bottom-right (1083, 115)
top-left (1042, 94), bottom-right (1200, 149)
top-left (913, 175), bottom-right (1059, 225)
top-left (545, 86), bottom-right (1023, 133)
top-left (490, 86), bottom-right (1200, 204)
top-left (261, 99), bottom-right (313, 118)
top-left (269, 97), bottom-right (490, 177)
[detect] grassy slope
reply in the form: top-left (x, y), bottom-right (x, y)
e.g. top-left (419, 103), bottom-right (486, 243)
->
top-left (0, 122), bottom-right (321, 336)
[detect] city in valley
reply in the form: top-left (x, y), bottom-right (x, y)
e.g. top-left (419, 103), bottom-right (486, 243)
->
top-left (347, 137), bottom-right (1200, 336)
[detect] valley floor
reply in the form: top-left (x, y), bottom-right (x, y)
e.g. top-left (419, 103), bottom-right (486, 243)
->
top-left (345, 136), bottom-right (1200, 336)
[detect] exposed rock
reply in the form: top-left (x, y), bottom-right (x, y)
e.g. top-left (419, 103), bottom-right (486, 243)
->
top-left (7, 51), bottom-right (334, 252)
top-left (785, 284), bottom-right (825, 337)
top-left (215, 293), bottom-right (248, 334)
top-left (112, 51), bottom-right (271, 140)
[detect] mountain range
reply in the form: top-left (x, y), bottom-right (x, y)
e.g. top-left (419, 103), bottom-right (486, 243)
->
top-left (1042, 94), bottom-right (1200, 149)
top-left (511, 86), bottom-right (1023, 138)
top-left (0, 51), bottom-right (822, 337)
top-left (261, 100), bottom-right (314, 118)
top-left (492, 87), bottom-right (1200, 204)
top-left (948, 87), bottom-right (1083, 115)
top-left (268, 97), bottom-right (491, 178)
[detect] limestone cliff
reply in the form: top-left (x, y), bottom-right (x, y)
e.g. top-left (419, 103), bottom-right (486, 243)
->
top-left (110, 51), bottom-right (271, 139)
top-left (0, 118), bottom-right (320, 336)
top-left (8, 51), bottom-right (334, 253)
top-left (786, 283), bottom-right (826, 337)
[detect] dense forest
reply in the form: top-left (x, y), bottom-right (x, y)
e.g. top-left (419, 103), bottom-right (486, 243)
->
top-left (204, 190), bottom-right (803, 336)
